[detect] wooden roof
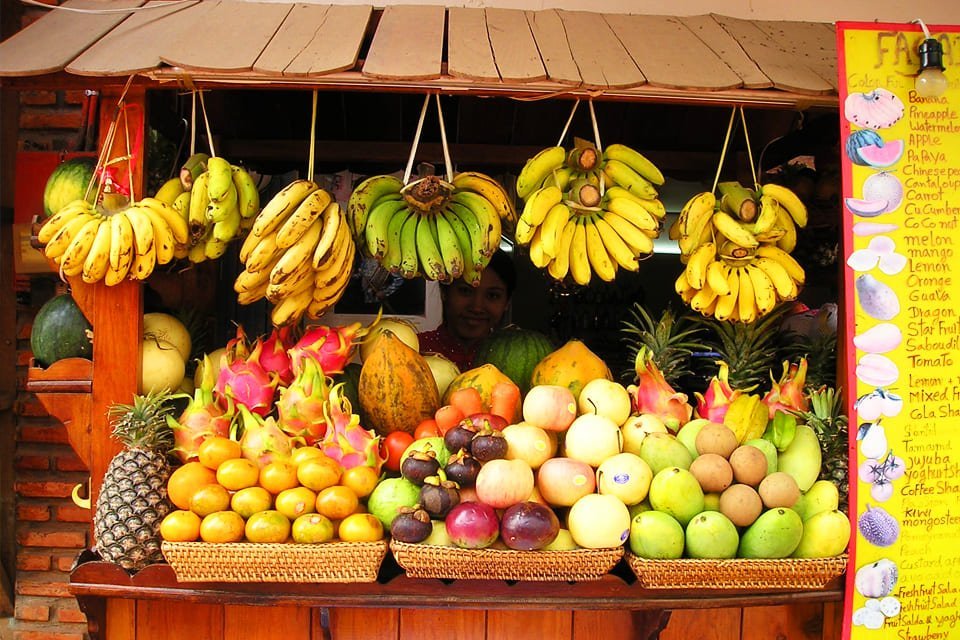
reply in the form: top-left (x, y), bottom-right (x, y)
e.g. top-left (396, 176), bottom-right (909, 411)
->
top-left (0, 0), bottom-right (839, 107)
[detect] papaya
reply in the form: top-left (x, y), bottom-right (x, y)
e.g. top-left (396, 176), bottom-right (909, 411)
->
top-left (530, 339), bottom-right (612, 399)
top-left (359, 331), bottom-right (440, 435)
top-left (442, 363), bottom-right (513, 412)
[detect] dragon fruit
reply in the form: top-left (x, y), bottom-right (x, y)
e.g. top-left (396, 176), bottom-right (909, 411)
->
top-left (630, 347), bottom-right (692, 432)
top-left (694, 361), bottom-right (741, 423)
top-left (276, 355), bottom-right (332, 445)
top-left (253, 325), bottom-right (297, 386)
top-left (236, 405), bottom-right (293, 467)
top-left (289, 322), bottom-right (365, 376)
top-left (763, 358), bottom-right (810, 418)
top-left (168, 354), bottom-right (234, 463)
top-left (216, 328), bottom-right (279, 417)
top-left (321, 383), bottom-right (385, 473)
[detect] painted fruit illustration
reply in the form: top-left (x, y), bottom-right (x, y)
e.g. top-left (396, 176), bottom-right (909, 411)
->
top-left (855, 274), bottom-right (900, 321)
top-left (862, 172), bottom-right (904, 213)
top-left (843, 88), bottom-right (905, 129)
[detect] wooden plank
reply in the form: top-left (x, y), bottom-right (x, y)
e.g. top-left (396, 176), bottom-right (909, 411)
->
top-left (0, 0), bottom-right (144, 77)
top-left (557, 10), bottom-right (644, 89)
top-left (741, 603), bottom-right (826, 640)
top-left (485, 8), bottom-right (546, 83)
top-left (105, 598), bottom-right (136, 640)
top-left (678, 14), bottom-right (772, 90)
top-left (751, 20), bottom-right (838, 90)
top-left (66, 1), bottom-right (199, 76)
top-left (446, 7), bottom-right (500, 82)
top-left (256, 4), bottom-right (372, 77)
top-left (660, 608), bottom-right (741, 640)
top-left (822, 602), bottom-right (844, 640)
top-left (159, 0), bottom-right (292, 72)
top-left (488, 610), bottom-right (572, 639)
top-left (573, 610), bottom-right (662, 639)
top-left (710, 14), bottom-right (834, 95)
top-left (606, 14), bottom-right (743, 91)
top-left (224, 605), bottom-right (310, 639)
top-left (526, 9), bottom-right (581, 86)
top-left (136, 601), bottom-right (222, 639)
top-left (399, 609), bottom-right (484, 640)
top-left (328, 607), bottom-right (399, 640)
top-left (362, 5), bottom-right (445, 81)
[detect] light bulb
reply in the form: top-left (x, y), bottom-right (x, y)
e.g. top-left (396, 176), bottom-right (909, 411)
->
top-left (916, 37), bottom-right (948, 98)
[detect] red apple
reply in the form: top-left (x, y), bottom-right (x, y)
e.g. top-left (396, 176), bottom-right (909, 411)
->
top-left (522, 385), bottom-right (578, 432)
top-left (445, 502), bottom-right (500, 548)
top-left (536, 457), bottom-right (596, 507)
top-left (475, 458), bottom-right (535, 509)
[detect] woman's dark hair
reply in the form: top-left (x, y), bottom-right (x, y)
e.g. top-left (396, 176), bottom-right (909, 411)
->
top-left (485, 249), bottom-right (517, 297)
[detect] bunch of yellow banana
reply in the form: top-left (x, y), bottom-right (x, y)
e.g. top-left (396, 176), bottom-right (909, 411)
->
top-left (514, 142), bottom-right (666, 285)
top-left (671, 181), bottom-right (808, 323)
top-left (153, 153), bottom-right (261, 263)
top-left (346, 172), bottom-right (512, 285)
top-left (37, 195), bottom-right (190, 285)
top-left (234, 180), bottom-right (355, 327)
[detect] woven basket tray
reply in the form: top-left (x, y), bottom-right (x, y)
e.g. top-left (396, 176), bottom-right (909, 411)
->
top-left (161, 541), bottom-right (387, 583)
top-left (390, 541), bottom-right (623, 582)
top-left (625, 553), bottom-right (848, 590)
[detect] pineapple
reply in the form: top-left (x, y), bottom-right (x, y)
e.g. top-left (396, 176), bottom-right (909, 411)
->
top-left (94, 391), bottom-right (177, 572)
top-left (620, 303), bottom-right (707, 388)
top-left (796, 386), bottom-right (849, 512)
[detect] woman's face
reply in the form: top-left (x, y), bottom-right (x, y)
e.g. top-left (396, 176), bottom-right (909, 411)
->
top-left (443, 268), bottom-right (510, 343)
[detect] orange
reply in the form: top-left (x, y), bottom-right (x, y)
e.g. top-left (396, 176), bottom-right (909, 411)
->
top-left (340, 465), bottom-right (380, 499)
top-left (159, 510), bottom-right (201, 542)
top-left (338, 512), bottom-right (384, 542)
top-left (230, 486), bottom-right (273, 519)
top-left (198, 436), bottom-right (242, 470)
top-left (297, 457), bottom-right (342, 492)
top-left (188, 483), bottom-right (232, 517)
top-left (275, 486), bottom-right (318, 520)
top-left (245, 510), bottom-right (291, 543)
top-left (259, 460), bottom-right (300, 495)
top-left (316, 485), bottom-right (360, 521)
top-left (216, 457), bottom-right (260, 491)
top-left (291, 514), bottom-right (335, 544)
top-left (199, 511), bottom-right (245, 543)
top-left (289, 446), bottom-right (327, 467)
top-left (168, 462), bottom-right (218, 510)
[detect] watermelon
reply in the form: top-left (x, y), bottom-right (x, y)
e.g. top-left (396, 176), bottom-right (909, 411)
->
top-left (30, 294), bottom-right (93, 367)
top-left (845, 197), bottom-right (888, 218)
top-left (844, 129), bottom-right (884, 166)
top-left (859, 139), bottom-right (904, 169)
top-left (473, 326), bottom-right (555, 395)
top-left (42, 157), bottom-right (97, 217)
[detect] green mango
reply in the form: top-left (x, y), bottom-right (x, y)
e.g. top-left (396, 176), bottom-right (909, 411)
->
top-left (776, 425), bottom-right (822, 491)
top-left (738, 507), bottom-right (803, 558)
top-left (792, 509), bottom-right (851, 558)
top-left (796, 480), bottom-right (840, 521)
top-left (685, 511), bottom-right (739, 559)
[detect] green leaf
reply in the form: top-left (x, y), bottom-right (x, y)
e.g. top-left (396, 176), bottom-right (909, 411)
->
top-left (763, 411), bottom-right (797, 452)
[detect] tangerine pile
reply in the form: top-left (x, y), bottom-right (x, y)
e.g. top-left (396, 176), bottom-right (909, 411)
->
top-left (159, 436), bottom-right (384, 544)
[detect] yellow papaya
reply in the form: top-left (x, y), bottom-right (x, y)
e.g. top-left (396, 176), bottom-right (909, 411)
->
top-left (530, 339), bottom-right (612, 399)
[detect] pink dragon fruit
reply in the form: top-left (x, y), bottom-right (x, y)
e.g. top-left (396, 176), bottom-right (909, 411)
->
top-left (236, 405), bottom-right (293, 467)
top-left (694, 361), bottom-right (741, 423)
top-left (630, 347), bottom-right (692, 432)
top-left (276, 356), bottom-right (332, 445)
top-left (321, 383), bottom-right (386, 473)
top-left (252, 325), bottom-right (297, 386)
top-left (167, 354), bottom-right (235, 463)
top-left (763, 358), bottom-right (810, 418)
top-left (289, 322), bottom-right (365, 376)
top-left (216, 328), bottom-right (279, 417)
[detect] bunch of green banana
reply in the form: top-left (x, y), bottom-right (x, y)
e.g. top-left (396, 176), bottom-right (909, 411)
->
top-left (235, 181), bottom-right (355, 327)
top-left (514, 142), bottom-right (666, 285)
top-left (37, 196), bottom-right (190, 285)
top-left (347, 172), bottom-right (511, 285)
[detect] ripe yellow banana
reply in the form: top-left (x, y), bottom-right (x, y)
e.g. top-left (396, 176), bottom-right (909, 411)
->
top-left (712, 210), bottom-right (759, 249)
top-left (760, 183), bottom-right (807, 228)
top-left (237, 278), bottom-right (269, 305)
top-left (539, 201), bottom-right (572, 258)
top-left (154, 177), bottom-right (185, 206)
top-left (140, 197), bottom-right (189, 245)
top-left (601, 159), bottom-right (658, 199)
top-left (38, 200), bottom-right (97, 245)
top-left (267, 259), bottom-right (315, 302)
top-left (528, 226), bottom-right (550, 269)
top-left (205, 157), bottom-right (234, 204)
top-left (714, 267), bottom-right (740, 322)
top-left (81, 218), bottom-right (112, 284)
top-left (315, 221), bottom-right (354, 278)
top-left (684, 242), bottom-right (717, 290)
top-left (171, 190), bottom-right (191, 223)
top-left (516, 146), bottom-right (566, 200)
top-left (690, 279), bottom-right (718, 314)
top-left (250, 179), bottom-right (319, 240)
top-left (705, 260), bottom-right (731, 296)
top-left (593, 214), bottom-right (639, 273)
top-left (108, 212), bottom-right (134, 272)
top-left (276, 188), bottom-right (332, 250)
top-left (601, 210), bottom-right (654, 256)
top-left (141, 204), bottom-right (177, 265)
top-left (313, 202), bottom-right (346, 269)
top-left (568, 219), bottom-right (591, 286)
top-left (346, 175), bottom-right (403, 238)
top-left (754, 255), bottom-right (799, 299)
top-left (234, 258), bottom-right (277, 294)
top-left (44, 212), bottom-right (98, 261)
top-left (744, 263), bottom-right (777, 315)
top-left (270, 285), bottom-right (313, 327)
top-left (231, 165), bottom-right (260, 218)
top-left (753, 195), bottom-right (781, 235)
top-left (245, 232), bottom-right (283, 273)
top-left (602, 143), bottom-right (664, 186)
top-left (677, 192), bottom-right (716, 257)
top-left (452, 171), bottom-right (517, 225)
top-left (774, 207), bottom-right (798, 253)
top-left (756, 245), bottom-right (805, 284)
top-left (584, 217), bottom-right (616, 282)
top-left (674, 270), bottom-right (696, 304)
top-left (188, 171), bottom-right (211, 244)
top-left (736, 266), bottom-right (758, 324)
top-left (272, 217), bottom-right (323, 282)
top-left (604, 186), bottom-right (666, 219)
top-left (58, 216), bottom-right (102, 276)
top-left (605, 196), bottom-right (660, 233)
top-left (541, 166), bottom-right (573, 192)
top-left (124, 207), bottom-right (157, 280)
top-left (516, 185), bottom-right (562, 245)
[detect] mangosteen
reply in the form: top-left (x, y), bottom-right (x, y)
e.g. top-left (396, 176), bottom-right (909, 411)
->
top-left (400, 450), bottom-right (441, 485)
top-left (444, 420), bottom-right (477, 454)
top-left (471, 427), bottom-right (508, 462)
top-left (444, 450), bottom-right (482, 487)
top-left (390, 506), bottom-right (433, 543)
top-left (420, 476), bottom-right (461, 519)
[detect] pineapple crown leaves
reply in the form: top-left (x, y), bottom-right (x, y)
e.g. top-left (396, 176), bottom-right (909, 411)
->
top-left (107, 390), bottom-right (177, 452)
top-left (795, 385), bottom-right (848, 434)
top-left (620, 303), bottom-right (707, 387)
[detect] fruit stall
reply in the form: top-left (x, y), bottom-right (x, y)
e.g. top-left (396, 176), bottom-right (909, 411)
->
top-left (2, 3), bottom-right (957, 640)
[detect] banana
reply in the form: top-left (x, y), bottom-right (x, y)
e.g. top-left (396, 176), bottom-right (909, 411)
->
top-left (435, 211), bottom-right (465, 280)
top-left (445, 201), bottom-right (485, 268)
top-left (744, 263), bottom-right (777, 315)
top-left (601, 210), bottom-right (654, 256)
top-left (274, 188), bottom-right (331, 250)
top-left (364, 198), bottom-right (408, 260)
top-left (451, 190), bottom-right (502, 258)
top-left (237, 278), bottom-right (269, 306)
top-left (675, 269), bottom-right (694, 296)
top-left (312, 202), bottom-right (346, 269)
top-left (80, 218), bottom-right (112, 284)
top-left (584, 216), bottom-right (617, 282)
top-left (773, 206), bottom-right (798, 252)
top-left (684, 242), bottom-right (717, 290)
top-left (760, 183), bottom-right (808, 228)
top-left (714, 267), bottom-right (740, 322)
top-left (516, 185), bottom-right (562, 245)
top-left (516, 146), bottom-right (566, 200)
top-left (108, 212), bottom-right (134, 271)
top-left (205, 184), bottom-right (239, 224)
top-left (677, 192), bottom-right (716, 257)
top-left (125, 207), bottom-right (157, 280)
top-left (756, 245), bottom-right (805, 284)
top-left (205, 157), bottom-right (234, 204)
top-left (234, 260), bottom-right (277, 294)
top-left (347, 175), bottom-right (404, 237)
top-left (270, 285), bottom-right (313, 327)
top-left (397, 212), bottom-right (421, 279)
top-left (250, 179), bottom-right (319, 240)
top-left (267, 259), bottom-right (315, 302)
top-left (231, 165), bottom-right (260, 218)
top-left (452, 171), bottom-right (517, 225)
top-left (238, 220), bottom-right (263, 263)
top-left (244, 232), bottom-right (281, 274)
top-left (539, 201), bottom-right (571, 258)
top-left (203, 235), bottom-right (231, 260)
top-left (604, 186), bottom-right (666, 219)
top-left (188, 171), bottom-right (211, 244)
top-left (754, 255), bottom-right (800, 299)
top-left (309, 250), bottom-right (354, 318)
top-left (58, 216), bottom-right (102, 276)
top-left (187, 233), bottom-right (209, 263)
top-left (211, 206), bottom-right (241, 244)
top-left (379, 206), bottom-right (414, 273)
top-left (139, 197), bottom-right (189, 245)
top-left (601, 159), bottom-right (658, 199)
top-left (154, 177), bottom-right (185, 206)
top-left (314, 230), bottom-right (353, 289)
top-left (44, 212), bottom-right (98, 261)
top-left (440, 206), bottom-right (475, 269)
top-left (141, 204), bottom-right (177, 265)
top-left (602, 143), bottom-right (664, 186)
top-left (705, 260), bottom-right (731, 296)
top-left (753, 195), bottom-right (781, 235)
top-left (735, 266), bottom-right (758, 324)
top-left (690, 280), bottom-right (718, 314)
top-left (528, 226), bottom-right (550, 269)
top-left (593, 214), bottom-right (639, 273)
top-left (180, 152), bottom-right (209, 191)
top-left (712, 210), bottom-right (760, 249)
top-left (171, 190), bottom-right (191, 223)
top-left (271, 216), bottom-right (323, 282)
top-left (568, 219), bottom-right (591, 286)
top-left (541, 166), bottom-right (573, 191)
top-left (416, 214), bottom-right (447, 281)
top-left (605, 196), bottom-right (660, 233)
top-left (544, 217), bottom-right (577, 281)
top-left (38, 200), bottom-right (96, 245)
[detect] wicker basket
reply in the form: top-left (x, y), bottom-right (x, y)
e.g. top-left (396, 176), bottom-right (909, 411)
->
top-left (161, 541), bottom-right (387, 583)
top-left (390, 541), bottom-right (623, 581)
top-left (624, 553), bottom-right (848, 590)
